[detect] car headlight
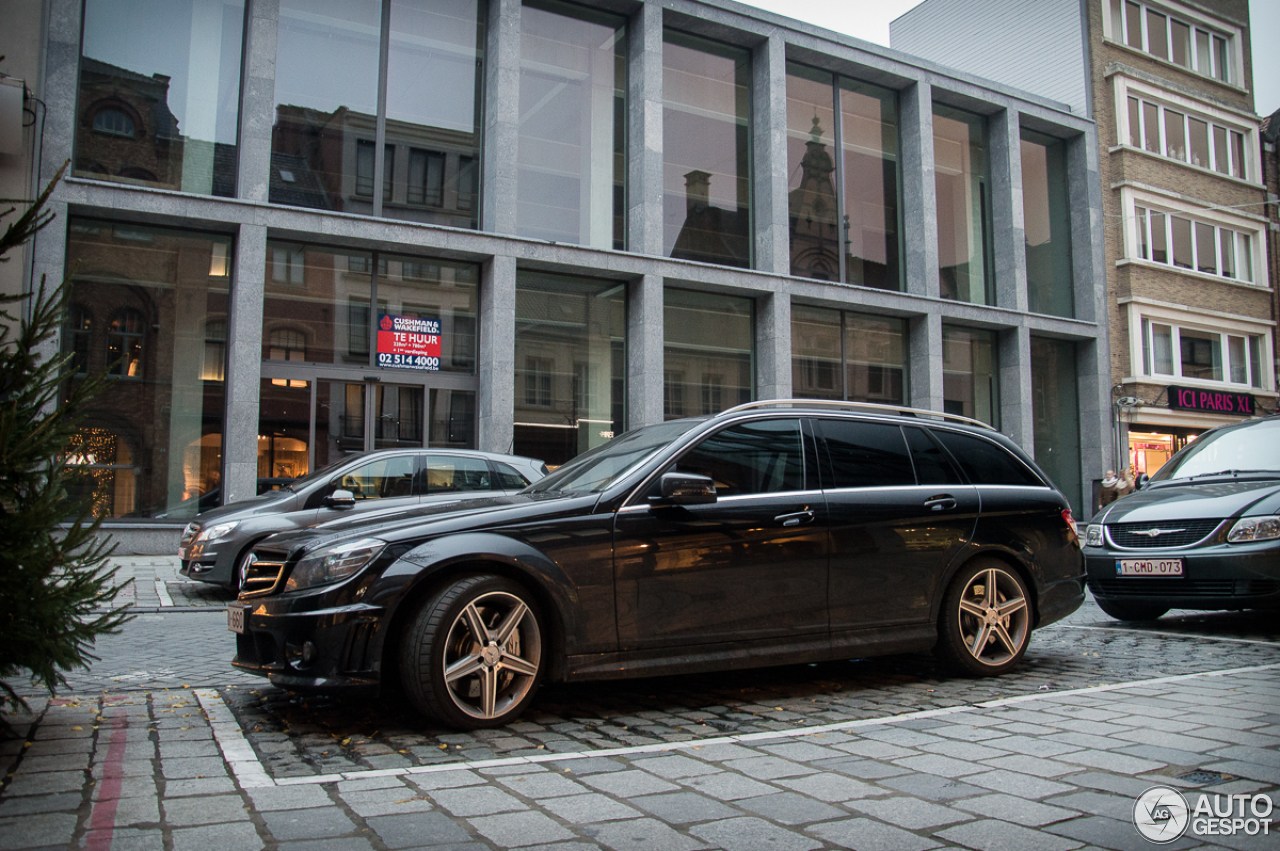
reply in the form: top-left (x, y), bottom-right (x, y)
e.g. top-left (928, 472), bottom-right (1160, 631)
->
top-left (286, 537), bottom-right (386, 591)
top-left (1085, 524), bottom-right (1104, 547)
top-left (194, 521), bottom-right (239, 543)
top-left (1227, 516), bottom-right (1280, 543)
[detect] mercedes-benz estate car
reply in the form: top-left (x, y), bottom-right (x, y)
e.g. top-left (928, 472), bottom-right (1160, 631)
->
top-left (180, 449), bottom-right (547, 590)
top-left (229, 401), bottom-right (1085, 729)
top-left (1084, 415), bottom-right (1280, 621)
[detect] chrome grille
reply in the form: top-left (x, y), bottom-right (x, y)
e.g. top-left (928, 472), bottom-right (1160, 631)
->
top-left (239, 550), bottom-right (287, 598)
top-left (1092, 578), bottom-right (1280, 598)
top-left (1106, 519), bottom-right (1222, 549)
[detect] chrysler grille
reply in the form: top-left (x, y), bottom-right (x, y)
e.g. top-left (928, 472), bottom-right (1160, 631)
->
top-left (1106, 519), bottom-right (1222, 549)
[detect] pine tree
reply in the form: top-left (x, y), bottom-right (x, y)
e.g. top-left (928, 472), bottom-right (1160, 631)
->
top-left (0, 162), bottom-right (132, 733)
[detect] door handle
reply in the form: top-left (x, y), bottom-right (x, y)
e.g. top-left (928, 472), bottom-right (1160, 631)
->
top-left (775, 509), bottom-right (815, 527)
top-left (924, 495), bottom-right (957, 511)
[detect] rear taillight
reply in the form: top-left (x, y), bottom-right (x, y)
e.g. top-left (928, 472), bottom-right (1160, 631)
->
top-left (1062, 508), bottom-right (1080, 546)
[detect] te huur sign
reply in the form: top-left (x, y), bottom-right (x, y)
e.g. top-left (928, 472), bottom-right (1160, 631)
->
top-left (1168, 385), bottom-right (1255, 416)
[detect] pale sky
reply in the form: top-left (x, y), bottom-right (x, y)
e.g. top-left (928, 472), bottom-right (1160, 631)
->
top-left (735, 0), bottom-right (1280, 118)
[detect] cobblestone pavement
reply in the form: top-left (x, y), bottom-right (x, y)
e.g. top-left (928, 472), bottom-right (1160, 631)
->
top-left (2, 556), bottom-right (1278, 850)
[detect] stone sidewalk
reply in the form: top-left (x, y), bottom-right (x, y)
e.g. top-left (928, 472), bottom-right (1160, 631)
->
top-left (99, 555), bottom-right (233, 611)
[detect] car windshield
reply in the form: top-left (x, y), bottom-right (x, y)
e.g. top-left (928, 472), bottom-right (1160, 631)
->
top-left (527, 419), bottom-right (705, 495)
top-left (285, 456), bottom-right (357, 491)
top-left (1152, 419), bottom-right (1280, 482)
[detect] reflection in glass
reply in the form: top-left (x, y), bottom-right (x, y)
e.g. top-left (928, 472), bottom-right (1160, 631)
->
top-left (316, 381), bottom-right (368, 464)
top-left (664, 289), bottom-right (752, 420)
top-left (271, 0), bottom-right (485, 227)
top-left (513, 272), bottom-right (626, 466)
top-left (785, 64), bottom-right (900, 290)
top-left (258, 379), bottom-right (311, 479)
top-left (663, 32), bottom-right (751, 268)
top-left (934, 105), bottom-right (992, 305)
top-left (76, 0), bottom-right (245, 196)
top-left (430, 389), bottom-right (476, 448)
top-left (942, 325), bottom-right (998, 427)
top-left (64, 219), bottom-right (231, 518)
top-left (518, 0), bottom-right (626, 248)
top-left (790, 305), bottom-right (906, 404)
top-left (262, 243), bottom-right (478, 372)
top-left (1021, 129), bottom-right (1073, 317)
top-left (1031, 338), bottom-right (1080, 512)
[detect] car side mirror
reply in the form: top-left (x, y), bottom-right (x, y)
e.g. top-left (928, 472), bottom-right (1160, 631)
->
top-left (1134, 473), bottom-right (1149, 491)
top-left (651, 472), bottom-right (716, 506)
top-left (324, 489), bottom-right (356, 509)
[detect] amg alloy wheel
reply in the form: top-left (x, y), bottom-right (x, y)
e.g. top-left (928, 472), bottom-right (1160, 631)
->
top-left (401, 574), bottom-right (544, 729)
top-left (937, 559), bottom-right (1032, 676)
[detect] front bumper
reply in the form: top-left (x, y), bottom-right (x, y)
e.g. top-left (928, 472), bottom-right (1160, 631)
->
top-left (1084, 541), bottom-right (1280, 611)
top-left (230, 594), bottom-right (389, 689)
top-left (179, 540), bottom-right (237, 588)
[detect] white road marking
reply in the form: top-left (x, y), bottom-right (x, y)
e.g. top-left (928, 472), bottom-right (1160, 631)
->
top-left (154, 581), bottom-right (174, 608)
top-left (203, 661), bottom-right (1280, 788)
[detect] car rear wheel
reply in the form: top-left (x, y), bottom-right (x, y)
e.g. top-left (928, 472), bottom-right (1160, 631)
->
top-left (937, 559), bottom-right (1032, 676)
top-left (1095, 598), bottom-right (1167, 622)
top-left (400, 574), bottom-right (544, 729)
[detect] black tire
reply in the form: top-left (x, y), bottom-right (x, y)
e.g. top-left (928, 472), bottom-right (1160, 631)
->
top-left (1095, 598), bottom-right (1167, 622)
top-left (399, 574), bottom-right (544, 729)
top-left (936, 558), bottom-right (1033, 676)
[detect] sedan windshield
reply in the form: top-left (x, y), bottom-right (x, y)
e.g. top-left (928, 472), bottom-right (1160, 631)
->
top-left (527, 419), bottom-right (704, 495)
top-left (1152, 419), bottom-right (1280, 481)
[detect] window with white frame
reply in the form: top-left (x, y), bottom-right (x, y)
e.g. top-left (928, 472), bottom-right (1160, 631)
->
top-left (1109, 0), bottom-right (1233, 83)
top-left (1126, 95), bottom-right (1247, 179)
top-left (1140, 318), bottom-right (1265, 388)
top-left (1133, 206), bottom-right (1252, 282)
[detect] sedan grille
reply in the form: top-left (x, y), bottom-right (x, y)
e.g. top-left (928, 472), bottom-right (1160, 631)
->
top-left (240, 550), bottom-right (287, 598)
top-left (1106, 519), bottom-right (1222, 549)
top-left (1092, 579), bottom-right (1280, 598)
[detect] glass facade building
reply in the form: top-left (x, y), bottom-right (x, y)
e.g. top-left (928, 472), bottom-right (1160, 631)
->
top-left (36, 0), bottom-right (1110, 525)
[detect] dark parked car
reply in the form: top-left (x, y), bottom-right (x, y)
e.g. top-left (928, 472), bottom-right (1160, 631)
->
top-left (1084, 415), bottom-right (1280, 621)
top-left (229, 401), bottom-right (1084, 729)
top-left (179, 450), bottom-right (547, 590)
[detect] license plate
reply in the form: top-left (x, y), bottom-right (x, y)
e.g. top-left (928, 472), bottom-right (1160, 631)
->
top-left (1116, 558), bottom-right (1183, 576)
top-left (227, 605), bottom-right (247, 634)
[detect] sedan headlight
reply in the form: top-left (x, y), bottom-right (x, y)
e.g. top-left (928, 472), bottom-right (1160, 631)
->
top-left (194, 521), bottom-right (239, 543)
top-left (286, 537), bottom-right (386, 591)
top-left (1084, 524), bottom-right (1104, 547)
top-left (1227, 516), bottom-right (1280, 543)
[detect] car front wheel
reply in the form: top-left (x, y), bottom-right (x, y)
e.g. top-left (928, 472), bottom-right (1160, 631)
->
top-left (400, 574), bottom-right (545, 729)
top-left (937, 559), bottom-right (1032, 676)
top-left (1095, 598), bottom-right (1167, 622)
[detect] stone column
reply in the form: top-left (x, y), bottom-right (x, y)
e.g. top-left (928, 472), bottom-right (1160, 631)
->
top-left (627, 1), bottom-right (664, 256)
top-left (909, 312), bottom-right (944, 412)
top-left (899, 81), bottom-right (938, 299)
top-left (627, 274), bottom-right (665, 429)
top-left (752, 33), bottom-right (789, 275)
top-left (990, 108), bottom-right (1028, 312)
top-left (756, 288), bottom-right (791, 401)
top-left (238, 0), bottom-right (278, 203)
top-left (223, 225), bottom-right (267, 505)
top-left (482, 0), bottom-right (521, 235)
top-left (999, 324), bottom-right (1033, 447)
top-left (478, 255), bottom-right (517, 452)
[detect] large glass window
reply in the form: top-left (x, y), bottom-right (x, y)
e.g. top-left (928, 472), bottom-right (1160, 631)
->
top-left (1126, 94), bottom-right (1248, 179)
top-left (272, 0), bottom-right (485, 228)
top-left (664, 289), bottom-right (753, 419)
top-left (75, 0), bottom-right (245, 195)
top-left (785, 64), bottom-right (901, 290)
top-left (513, 272), bottom-right (626, 466)
top-left (934, 104), bottom-right (993, 305)
top-left (1031, 338), bottom-right (1081, 512)
top-left (262, 244), bottom-right (479, 372)
top-left (663, 32), bottom-right (752, 268)
top-left (942, 325), bottom-right (998, 427)
top-left (518, 0), bottom-right (626, 249)
top-left (1021, 129), bottom-right (1074, 317)
top-left (63, 219), bottom-right (232, 519)
top-left (1139, 318), bottom-right (1265, 388)
top-left (791, 305), bottom-right (906, 405)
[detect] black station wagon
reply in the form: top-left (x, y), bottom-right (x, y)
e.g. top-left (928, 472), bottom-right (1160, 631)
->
top-left (230, 401), bottom-right (1085, 728)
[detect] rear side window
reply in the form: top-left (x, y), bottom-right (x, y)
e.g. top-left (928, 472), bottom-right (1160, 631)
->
top-left (818, 420), bottom-right (914, 489)
top-left (493, 462), bottom-right (532, 490)
top-left (931, 430), bottom-right (1042, 487)
top-left (904, 427), bottom-right (963, 485)
top-left (668, 419), bottom-right (805, 497)
top-left (424, 456), bottom-right (493, 493)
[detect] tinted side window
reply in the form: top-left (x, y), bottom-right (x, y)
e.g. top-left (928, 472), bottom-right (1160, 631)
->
top-left (424, 456), bottom-right (492, 493)
top-left (931, 430), bottom-right (1042, 486)
top-left (670, 419), bottom-right (805, 497)
top-left (334, 455), bottom-right (416, 500)
top-left (493, 462), bottom-right (531, 490)
top-left (818, 420), bottom-right (914, 488)
top-left (904, 427), bottom-right (963, 485)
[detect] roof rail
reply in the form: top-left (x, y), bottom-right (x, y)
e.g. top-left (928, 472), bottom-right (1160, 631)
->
top-left (722, 399), bottom-right (996, 431)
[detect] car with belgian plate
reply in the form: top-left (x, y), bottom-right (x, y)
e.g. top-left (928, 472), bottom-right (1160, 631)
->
top-left (1084, 415), bottom-right (1280, 621)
